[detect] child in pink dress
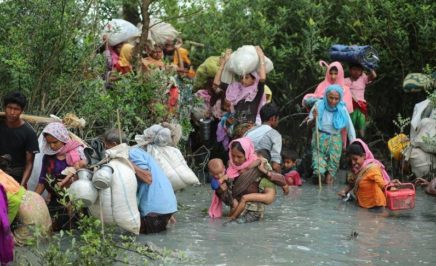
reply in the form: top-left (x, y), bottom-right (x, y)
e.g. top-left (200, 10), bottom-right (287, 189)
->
top-left (344, 63), bottom-right (377, 138)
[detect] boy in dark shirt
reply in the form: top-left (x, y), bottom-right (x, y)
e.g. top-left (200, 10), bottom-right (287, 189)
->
top-left (0, 92), bottom-right (39, 187)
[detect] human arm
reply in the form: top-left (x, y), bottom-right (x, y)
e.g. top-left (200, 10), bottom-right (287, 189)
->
top-left (255, 46), bottom-right (266, 82)
top-left (21, 151), bottom-right (35, 188)
top-left (425, 178), bottom-right (436, 196)
top-left (367, 69), bottom-right (377, 82)
top-left (213, 49), bottom-right (232, 90)
top-left (56, 173), bottom-right (75, 188)
top-left (346, 112), bottom-right (356, 141)
top-left (229, 189), bottom-right (276, 220)
top-left (270, 133), bottom-right (282, 172)
top-left (258, 160), bottom-right (289, 194)
top-left (307, 105), bottom-right (317, 126)
top-left (337, 184), bottom-right (353, 197)
top-left (35, 183), bottom-right (45, 194)
top-left (129, 148), bottom-right (153, 185)
top-left (132, 163), bottom-right (152, 184)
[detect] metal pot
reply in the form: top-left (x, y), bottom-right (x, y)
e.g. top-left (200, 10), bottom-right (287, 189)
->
top-left (76, 169), bottom-right (93, 181)
top-left (92, 164), bottom-right (114, 189)
top-left (199, 118), bottom-right (212, 142)
top-left (69, 168), bottom-right (97, 207)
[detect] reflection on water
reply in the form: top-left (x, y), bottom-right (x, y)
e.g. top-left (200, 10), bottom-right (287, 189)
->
top-left (141, 183), bottom-right (436, 265)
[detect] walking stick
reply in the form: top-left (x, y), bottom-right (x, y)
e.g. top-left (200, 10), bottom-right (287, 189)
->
top-left (315, 112), bottom-right (322, 189)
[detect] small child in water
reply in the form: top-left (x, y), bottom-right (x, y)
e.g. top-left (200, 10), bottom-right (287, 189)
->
top-left (281, 149), bottom-right (302, 186)
top-left (208, 158), bottom-right (238, 210)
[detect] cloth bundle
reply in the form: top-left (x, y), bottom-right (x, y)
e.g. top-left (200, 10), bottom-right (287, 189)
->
top-left (221, 45), bottom-right (274, 84)
top-left (329, 44), bottom-right (379, 70)
top-left (102, 19), bottom-right (140, 46)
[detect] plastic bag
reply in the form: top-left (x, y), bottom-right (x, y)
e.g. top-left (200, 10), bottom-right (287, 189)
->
top-left (103, 19), bottom-right (140, 46)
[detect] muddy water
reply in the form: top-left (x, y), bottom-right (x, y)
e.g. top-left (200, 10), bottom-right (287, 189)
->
top-left (142, 182), bottom-right (436, 265)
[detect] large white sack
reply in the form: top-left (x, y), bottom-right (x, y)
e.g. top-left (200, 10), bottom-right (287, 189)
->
top-left (149, 18), bottom-right (179, 45)
top-left (413, 118), bottom-right (436, 154)
top-left (108, 159), bottom-right (140, 234)
top-left (223, 45), bottom-right (274, 80)
top-left (410, 99), bottom-right (430, 140)
top-left (103, 19), bottom-right (140, 46)
top-left (408, 147), bottom-right (436, 178)
top-left (146, 145), bottom-right (199, 191)
top-left (88, 187), bottom-right (115, 224)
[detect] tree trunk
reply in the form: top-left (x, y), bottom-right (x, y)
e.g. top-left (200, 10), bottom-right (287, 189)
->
top-left (133, 0), bottom-right (152, 65)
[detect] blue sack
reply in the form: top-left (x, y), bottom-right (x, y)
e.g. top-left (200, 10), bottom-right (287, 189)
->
top-left (329, 44), bottom-right (379, 70)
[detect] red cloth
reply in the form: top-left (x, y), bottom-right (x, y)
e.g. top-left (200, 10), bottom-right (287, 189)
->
top-left (284, 170), bottom-right (302, 186)
top-left (168, 86), bottom-right (179, 113)
top-left (352, 99), bottom-right (368, 116)
top-left (114, 63), bottom-right (132, 74)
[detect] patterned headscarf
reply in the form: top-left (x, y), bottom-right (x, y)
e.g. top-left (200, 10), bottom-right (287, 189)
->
top-left (41, 122), bottom-right (83, 166)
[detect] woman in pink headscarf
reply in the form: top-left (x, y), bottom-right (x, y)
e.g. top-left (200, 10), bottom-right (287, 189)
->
top-left (35, 122), bottom-right (87, 231)
top-left (213, 47), bottom-right (267, 143)
top-left (303, 61), bottom-right (353, 113)
top-left (338, 139), bottom-right (391, 209)
top-left (208, 138), bottom-right (277, 223)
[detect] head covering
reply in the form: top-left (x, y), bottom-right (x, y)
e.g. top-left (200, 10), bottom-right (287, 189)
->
top-left (42, 122), bottom-right (83, 166)
top-left (351, 139), bottom-right (391, 182)
top-left (315, 85), bottom-right (349, 130)
top-left (226, 72), bottom-right (260, 106)
top-left (134, 124), bottom-right (172, 147)
top-left (118, 43), bottom-right (134, 67)
top-left (226, 137), bottom-right (258, 179)
top-left (264, 85), bottom-right (272, 103)
top-left (302, 61), bottom-right (353, 112)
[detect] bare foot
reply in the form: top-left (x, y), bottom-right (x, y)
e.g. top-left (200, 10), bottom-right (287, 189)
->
top-left (169, 215), bottom-right (176, 224)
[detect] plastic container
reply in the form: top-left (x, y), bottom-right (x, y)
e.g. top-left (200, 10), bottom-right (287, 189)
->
top-left (387, 133), bottom-right (410, 160)
top-left (385, 183), bottom-right (415, 211)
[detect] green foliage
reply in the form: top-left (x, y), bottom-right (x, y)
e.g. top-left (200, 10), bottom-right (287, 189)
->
top-left (392, 113), bottom-right (411, 134)
top-left (18, 176), bottom-right (197, 265)
top-left (166, 0), bottom-right (435, 139)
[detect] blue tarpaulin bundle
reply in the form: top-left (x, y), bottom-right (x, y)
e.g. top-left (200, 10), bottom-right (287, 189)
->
top-left (329, 44), bottom-right (379, 70)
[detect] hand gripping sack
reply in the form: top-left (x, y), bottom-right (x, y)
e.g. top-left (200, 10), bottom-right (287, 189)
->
top-left (226, 45), bottom-right (274, 77)
top-left (103, 19), bottom-right (140, 46)
top-left (147, 145), bottom-right (199, 191)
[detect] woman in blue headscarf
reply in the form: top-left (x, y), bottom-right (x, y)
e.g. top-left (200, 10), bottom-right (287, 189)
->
top-left (308, 84), bottom-right (356, 184)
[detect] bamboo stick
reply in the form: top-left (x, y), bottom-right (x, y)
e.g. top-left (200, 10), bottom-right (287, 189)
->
top-left (0, 112), bottom-right (58, 124)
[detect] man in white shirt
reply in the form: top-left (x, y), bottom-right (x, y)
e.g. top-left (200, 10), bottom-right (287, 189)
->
top-left (244, 103), bottom-right (282, 172)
